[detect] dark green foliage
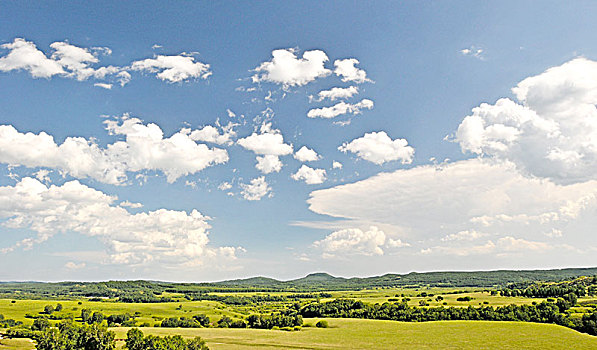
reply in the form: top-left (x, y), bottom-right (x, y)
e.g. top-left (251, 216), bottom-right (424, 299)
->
top-left (160, 317), bottom-right (202, 328)
top-left (216, 316), bottom-right (232, 328)
top-left (125, 328), bottom-right (208, 349)
top-left (55, 303), bottom-right (63, 312)
top-left (457, 296), bottom-right (473, 302)
top-left (299, 298), bottom-right (597, 336)
top-left (44, 305), bottom-right (55, 315)
top-left (81, 308), bottom-right (92, 323)
top-left (247, 309), bottom-right (303, 329)
top-left (500, 276), bottom-right (595, 299)
top-left (107, 313), bottom-right (131, 326)
top-left (31, 317), bottom-right (50, 331)
top-left (192, 314), bottom-right (210, 327)
top-left (35, 321), bottom-right (115, 350)
top-left (315, 320), bottom-right (328, 328)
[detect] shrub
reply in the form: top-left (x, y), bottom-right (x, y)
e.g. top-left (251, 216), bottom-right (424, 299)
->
top-left (315, 320), bottom-right (328, 328)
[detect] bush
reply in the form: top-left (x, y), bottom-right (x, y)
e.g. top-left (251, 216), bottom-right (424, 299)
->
top-left (315, 320), bottom-right (328, 328)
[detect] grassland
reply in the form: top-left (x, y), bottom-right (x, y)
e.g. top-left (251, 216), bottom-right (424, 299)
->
top-left (0, 284), bottom-right (595, 349)
top-left (107, 318), bottom-right (597, 349)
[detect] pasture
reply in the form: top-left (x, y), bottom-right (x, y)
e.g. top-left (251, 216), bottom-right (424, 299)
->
top-left (108, 319), bottom-right (597, 349)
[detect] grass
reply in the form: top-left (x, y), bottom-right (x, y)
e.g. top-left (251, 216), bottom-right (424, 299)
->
top-left (0, 299), bottom-right (244, 326)
top-left (0, 338), bottom-right (34, 350)
top-left (109, 318), bottom-right (597, 349)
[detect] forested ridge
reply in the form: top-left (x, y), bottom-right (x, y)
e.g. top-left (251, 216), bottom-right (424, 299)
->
top-left (1, 267), bottom-right (596, 300)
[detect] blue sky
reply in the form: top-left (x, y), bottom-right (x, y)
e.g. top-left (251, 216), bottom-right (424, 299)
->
top-left (0, 1), bottom-right (596, 281)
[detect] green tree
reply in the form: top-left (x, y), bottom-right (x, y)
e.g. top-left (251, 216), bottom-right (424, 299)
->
top-left (31, 317), bottom-right (50, 331)
top-left (44, 305), bottom-right (55, 315)
top-left (81, 309), bottom-right (92, 323)
top-left (55, 303), bottom-right (63, 312)
top-left (90, 311), bottom-right (105, 324)
top-left (125, 328), bottom-right (144, 350)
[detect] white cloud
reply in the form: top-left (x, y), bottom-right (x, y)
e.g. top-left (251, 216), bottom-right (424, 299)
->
top-left (0, 38), bottom-right (126, 84)
top-left (65, 261), bottom-right (86, 270)
top-left (338, 131), bottom-right (414, 165)
top-left (119, 200), bottom-right (143, 208)
top-left (332, 161), bottom-right (343, 169)
top-left (294, 146), bottom-right (321, 162)
top-left (0, 116), bottom-right (228, 185)
top-left (240, 176), bottom-right (272, 201)
top-left (424, 236), bottom-right (552, 257)
top-left (291, 165), bottom-right (326, 184)
top-left (386, 238), bottom-right (410, 248)
top-left (460, 46), bottom-right (484, 60)
top-left (545, 228), bottom-right (563, 238)
top-left (307, 159), bottom-right (597, 250)
top-left (441, 230), bottom-right (487, 241)
top-left (312, 86), bottom-right (359, 101)
top-left (49, 41), bottom-right (120, 81)
top-left (186, 121), bottom-right (237, 145)
top-left (252, 48), bottom-right (331, 87)
top-left (255, 155), bottom-right (282, 174)
top-left (33, 169), bottom-right (50, 183)
top-left (104, 116), bottom-right (229, 183)
top-left (453, 57), bottom-right (597, 184)
top-left (94, 83), bottom-right (112, 89)
top-left (130, 53), bottom-right (211, 83)
top-left (334, 58), bottom-right (371, 83)
top-left (0, 178), bottom-right (240, 265)
top-left (218, 182), bottom-right (232, 191)
top-left (0, 38), bottom-right (64, 78)
top-left (307, 99), bottom-right (374, 119)
top-left (237, 123), bottom-right (293, 156)
top-left (313, 226), bottom-right (408, 258)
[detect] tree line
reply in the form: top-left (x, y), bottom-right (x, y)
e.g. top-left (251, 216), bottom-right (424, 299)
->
top-left (298, 298), bottom-right (597, 336)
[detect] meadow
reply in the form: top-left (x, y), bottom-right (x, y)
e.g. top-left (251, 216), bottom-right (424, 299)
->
top-left (0, 270), bottom-right (595, 348)
top-left (3, 318), bottom-right (597, 349)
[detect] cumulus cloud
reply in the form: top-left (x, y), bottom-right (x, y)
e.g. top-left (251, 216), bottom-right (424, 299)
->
top-left (240, 176), bottom-right (272, 201)
top-left (0, 116), bottom-right (228, 185)
top-left (334, 58), bottom-right (371, 83)
top-left (311, 86), bottom-right (359, 101)
top-left (0, 38), bottom-right (64, 78)
top-left (0, 178), bottom-right (241, 265)
top-left (307, 159), bottom-right (597, 253)
top-left (312, 226), bottom-right (408, 258)
top-left (332, 161), bottom-right (343, 169)
top-left (291, 165), bottom-right (326, 184)
top-left (338, 131), bottom-right (414, 165)
top-left (130, 53), bottom-right (211, 83)
top-left (0, 38), bottom-right (125, 84)
top-left (49, 41), bottom-right (120, 81)
top-left (307, 99), bottom-right (374, 119)
top-left (186, 121), bottom-right (237, 145)
top-left (252, 48), bottom-right (331, 87)
top-left (453, 57), bottom-right (597, 184)
top-left (255, 155), bottom-right (282, 174)
top-left (237, 123), bottom-right (293, 156)
top-left (294, 146), bottom-right (321, 162)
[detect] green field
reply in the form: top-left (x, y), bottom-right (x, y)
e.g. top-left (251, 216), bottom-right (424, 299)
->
top-left (107, 319), bottom-right (597, 349)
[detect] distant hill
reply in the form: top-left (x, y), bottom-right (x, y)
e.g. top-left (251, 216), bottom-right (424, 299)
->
top-left (0, 267), bottom-right (596, 298)
top-left (209, 267), bottom-right (597, 290)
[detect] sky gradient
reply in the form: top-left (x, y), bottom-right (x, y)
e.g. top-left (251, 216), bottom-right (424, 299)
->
top-left (0, 1), bottom-right (596, 281)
